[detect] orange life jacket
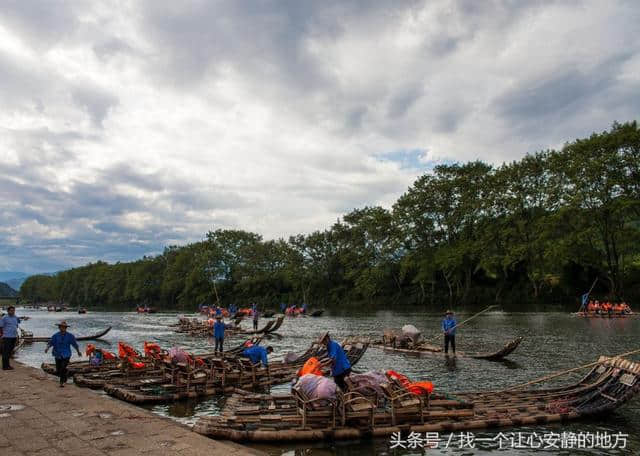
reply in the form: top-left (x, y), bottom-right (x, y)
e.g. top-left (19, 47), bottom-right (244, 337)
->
top-left (297, 357), bottom-right (323, 377)
top-left (386, 370), bottom-right (434, 396)
top-left (144, 341), bottom-right (162, 358)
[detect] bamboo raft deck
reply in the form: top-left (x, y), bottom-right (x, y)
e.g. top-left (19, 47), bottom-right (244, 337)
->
top-left (103, 338), bottom-right (369, 404)
top-left (194, 356), bottom-right (640, 442)
top-left (573, 312), bottom-right (636, 318)
top-left (371, 337), bottom-right (523, 361)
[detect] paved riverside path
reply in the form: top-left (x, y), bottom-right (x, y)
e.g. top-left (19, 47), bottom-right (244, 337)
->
top-left (0, 362), bottom-right (264, 456)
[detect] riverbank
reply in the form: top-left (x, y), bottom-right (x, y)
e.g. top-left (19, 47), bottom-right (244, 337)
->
top-left (0, 362), bottom-right (263, 456)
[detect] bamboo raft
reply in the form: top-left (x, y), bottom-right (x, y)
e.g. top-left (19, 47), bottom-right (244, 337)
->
top-left (372, 337), bottom-right (523, 361)
top-left (69, 337), bottom-right (263, 389)
top-left (21, 326), bottom-right (112, 343)
top-left (573, 312), bottom-right (636, 318)
top-left (173, 316), bottom-right (285, 337)
top-left (40, 337), bottom-right (262, 378)
top-left (194, 355), bottom-right (640, 442)
top-left (103, 338), bottom-right (369, 404)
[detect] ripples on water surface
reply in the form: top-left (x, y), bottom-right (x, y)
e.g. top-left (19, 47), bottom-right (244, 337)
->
top-left (14, 308), bottom-right (640, 455)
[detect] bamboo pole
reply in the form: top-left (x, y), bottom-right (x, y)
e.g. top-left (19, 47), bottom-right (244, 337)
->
top-left (423, 305), bottom-right (497, 344)
top-left (504, 347), bottom-right (640, 391)
top-left (576, 277), bottom-right (598, 312)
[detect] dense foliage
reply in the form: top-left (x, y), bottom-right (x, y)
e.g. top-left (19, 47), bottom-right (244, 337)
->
top-left (20, 122), bottom-right (640, 309)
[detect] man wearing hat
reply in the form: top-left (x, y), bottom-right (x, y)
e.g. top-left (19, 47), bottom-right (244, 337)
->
top-left (320, 333), bottom-right (351, 390)
top-left (45, 321), bottom-right (82, 387)
top-left (441, 310), bottom-right (457, 355)
top-left (213, 315), bottom-right (225, 353)
top-left (0, 306), bottom-right (20, 370)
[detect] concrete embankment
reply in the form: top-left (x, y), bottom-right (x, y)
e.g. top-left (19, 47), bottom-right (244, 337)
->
top-left (0, 362), bottom-right (264, 456)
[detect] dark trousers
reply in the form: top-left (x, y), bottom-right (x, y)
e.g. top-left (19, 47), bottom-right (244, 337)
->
top-left (253, 320), bottom-right (258, 330)
top-left (55, 357), bottom-right (71, 384)
top-left (444, 334), bottom-right (456, 354)
top-left (333, 368), bottom-right (351, 391)
top-left (1, 337), bottom-right (17, 369)
top-left (215, 337), bottom-right (224, 352)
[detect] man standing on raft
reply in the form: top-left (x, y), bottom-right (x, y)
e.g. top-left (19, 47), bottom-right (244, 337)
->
top-left (45, 321), bottom-right (82, 387)
top-left (320, 333), bottom-right (351, 390)
top-left (442, 310), bottom-right (457, 356)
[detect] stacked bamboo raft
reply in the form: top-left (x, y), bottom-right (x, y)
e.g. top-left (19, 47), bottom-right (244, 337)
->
top-left (103, 337), bottom-right (369, 404)
top-left (194, 355), bottom-right (640, 442)
top-left (372, 332), bottom-right (523, 361)
top-left (172, 316), bottom-right (285, 336)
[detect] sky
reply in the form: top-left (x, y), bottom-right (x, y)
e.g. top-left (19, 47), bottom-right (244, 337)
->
top-left (0, 1), bottom-right (639, 274)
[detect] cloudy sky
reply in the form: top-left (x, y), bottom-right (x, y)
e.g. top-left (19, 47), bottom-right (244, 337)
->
top-left (1, 0), bottom-right (639, 274)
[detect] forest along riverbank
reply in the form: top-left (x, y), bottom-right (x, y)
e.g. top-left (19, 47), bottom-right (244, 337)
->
top-left (0, 362), bottom-right (264, 456)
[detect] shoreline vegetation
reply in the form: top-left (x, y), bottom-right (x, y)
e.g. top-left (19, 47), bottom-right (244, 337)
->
top-left (19, 122), bottom-right (640, 310)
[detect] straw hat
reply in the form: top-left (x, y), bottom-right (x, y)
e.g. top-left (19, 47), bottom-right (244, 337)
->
top-left (319, 332), bottom-right (330, 343)
top-left (215, 315), bottom-right (223, 320)
top-left (57, 320), bottom-right (70, 328)
top-left (445, 310), bottom-right (453, 315)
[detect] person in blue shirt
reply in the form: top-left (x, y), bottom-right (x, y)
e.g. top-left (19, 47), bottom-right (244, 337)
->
top-left (213, 315), bottom-right (225, 353)
top-left (242, 345), bottom-right (273, 367)
top-left (441, 310), bottom-right (457, 355)
top-left (320, 333), bottom-right (351, 390)
top-left (45, 321), bottom-right (82, 387)
top-left (0, 306), bottom-right (20, 370)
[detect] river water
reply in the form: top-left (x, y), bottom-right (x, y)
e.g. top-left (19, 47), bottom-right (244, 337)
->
top-left (12, 308), bottom-right (640, 455)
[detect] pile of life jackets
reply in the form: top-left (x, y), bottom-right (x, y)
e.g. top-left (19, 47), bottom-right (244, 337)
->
top-left (285, 306), bottom-right (304, 316)
top-left (143, 341), bottom-right (163, 359)
top-left (387, 370), bottom-right (434, 396)
top-left (118, 342), bottom-right (146, 369)
top-left (297, 357), bottom-right (323, 377)
top-left (85, 344), bottom-right (116, 366)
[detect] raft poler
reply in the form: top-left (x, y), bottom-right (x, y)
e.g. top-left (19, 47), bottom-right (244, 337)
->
top-left (442, 310), bottom-right (457, 355)
top-left (213, 315), bottom-right (225, 353)
top-left (320, 332), bottom-right (351, 390)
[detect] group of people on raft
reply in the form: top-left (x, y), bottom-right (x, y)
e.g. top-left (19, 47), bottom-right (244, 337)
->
top-left (584, 300), bottom-right (632, 315)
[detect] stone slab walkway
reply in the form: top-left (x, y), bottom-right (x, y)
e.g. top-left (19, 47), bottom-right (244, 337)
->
top-left (0, 362), bottom-right (264, 456)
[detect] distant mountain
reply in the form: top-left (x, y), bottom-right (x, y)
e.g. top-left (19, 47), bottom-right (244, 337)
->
top-left (0, 282), bottom-right (18, 297)
top-left (0, 271), bottom-right (57, 291)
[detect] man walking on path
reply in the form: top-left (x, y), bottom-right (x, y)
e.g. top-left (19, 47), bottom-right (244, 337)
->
top-left (0, 306), bottom-right (20, 370)
top-left (45, 321), bottom-right (81, 387)
top-left (213, 315), bottom-right (225, 353)
top-left (442, 310), bottom-right (457, 355)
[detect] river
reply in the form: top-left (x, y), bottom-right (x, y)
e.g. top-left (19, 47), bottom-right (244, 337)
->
top-left (12, 308), bottom-right (640, 455)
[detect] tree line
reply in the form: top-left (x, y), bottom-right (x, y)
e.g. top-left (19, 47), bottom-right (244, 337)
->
top-left (20, 122), bottom-right (640, 310)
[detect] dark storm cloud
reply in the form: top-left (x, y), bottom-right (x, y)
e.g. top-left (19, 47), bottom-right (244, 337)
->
top-left (495, 53), bottom-right (639, 139)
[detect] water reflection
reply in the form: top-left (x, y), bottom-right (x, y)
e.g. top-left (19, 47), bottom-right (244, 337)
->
top-left (13, 308), bottom-right (640, 455)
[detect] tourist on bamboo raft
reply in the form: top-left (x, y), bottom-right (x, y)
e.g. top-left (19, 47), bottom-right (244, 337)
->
top-left (320, 332), bottom-right (351, 390)
top-left (45, 321), bottom-right (81, 387)
top-left (241, 345), bottom-right (273, 367)
top-left (213, 315), bottom-right (225, 353)
top-left (442, 310), bottom-right (457, 355)
top-left (0, 306), bottom-right (20, 370)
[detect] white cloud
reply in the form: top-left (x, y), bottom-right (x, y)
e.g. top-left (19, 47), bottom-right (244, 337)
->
top-left (0, 0), bottom-right (638, 273)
